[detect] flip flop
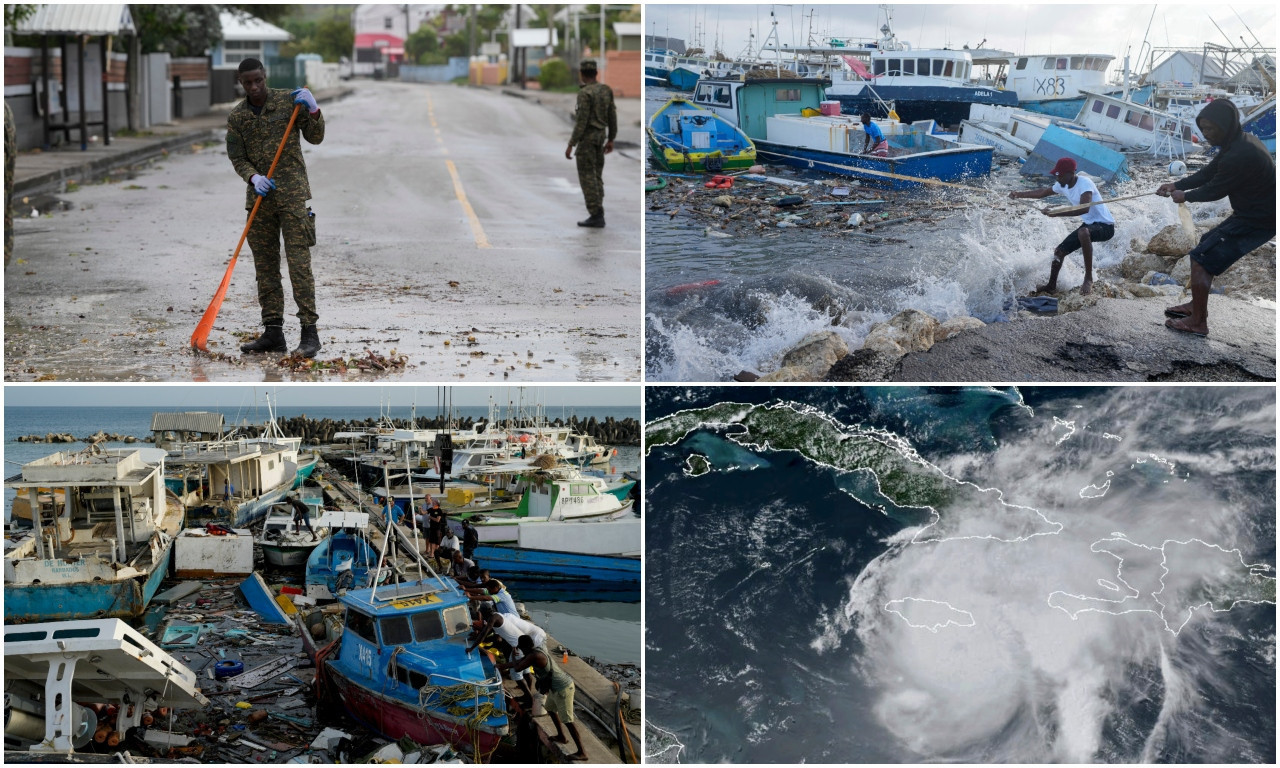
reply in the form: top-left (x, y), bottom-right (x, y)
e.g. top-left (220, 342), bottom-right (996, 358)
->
top-left (1164, 318), bottom-right (1207, 337)
top-left (1163, 307), bottom-right (1191, 319)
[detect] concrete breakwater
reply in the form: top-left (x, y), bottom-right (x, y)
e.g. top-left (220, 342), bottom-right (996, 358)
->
top-left (15, 416), bottom-right (642, 447)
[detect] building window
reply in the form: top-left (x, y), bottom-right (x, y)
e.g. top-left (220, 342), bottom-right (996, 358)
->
top-left (223, 39), bottom-right (263, 66)
top-left (384, 17), bottom-right (393, 29)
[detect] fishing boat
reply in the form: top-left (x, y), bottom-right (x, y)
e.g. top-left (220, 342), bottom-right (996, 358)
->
top-left (305, 511), bottom-right (379, 601)
top-left (4, 619), bottom-right (208, 754)
top-left (257, 495), bottom-right (329, 568)
top-left (959, 103), bottom-right (1124, 158)
top-left (1073, 90), bottom-right (1204, 157)
top-left (449, 468), bottom-right (636, 548)
top-left (318, 576), bottom-right (509, 757)
top-left (821, 8), bottom-right (1017, 125)
top-left (644, 47), bottom-right (677, 87)
top-left (666, 54), bottom-right (740, 91)
top-left (472, 543), bottom-right (640, 584)
top-left (562, 432), bottom-right (613, 465)
top-left (4, 448), bottom-right (183, 623)
top-left (971, 52), bottom-right (1118, 119)
top-left (168, 439), bottom-right (299, 528)
top-left (694, 77), bottom-right (992, 188)
top-left (647, 97), bottom-right (757, 172)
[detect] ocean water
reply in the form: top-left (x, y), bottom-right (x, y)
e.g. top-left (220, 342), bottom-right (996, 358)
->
top-left (644, 87), bottom-right (1239, 381)
top-left (645, 386), bottom-right (1275, 762)
top-left (3, 404), bottom-right (641, 666)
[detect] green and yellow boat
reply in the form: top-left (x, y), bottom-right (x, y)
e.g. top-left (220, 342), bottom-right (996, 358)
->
top-left (647, 97), bottom-right (756, 173)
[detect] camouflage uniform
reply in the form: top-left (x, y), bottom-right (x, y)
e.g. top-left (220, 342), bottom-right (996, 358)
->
top-left (5, 100), bottom-right (16, 268)
top-left (569, 81), bottom-right (617, 217)
top-left (226, 88), bottom-right (324, 326)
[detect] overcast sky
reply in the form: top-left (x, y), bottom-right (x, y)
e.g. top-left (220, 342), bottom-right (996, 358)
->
top-left (645, 2), bottom-right (1275, 71)
top-left (3, 385), bottom-right (640, 409)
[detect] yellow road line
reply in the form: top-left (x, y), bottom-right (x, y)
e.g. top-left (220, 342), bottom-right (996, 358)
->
top-left (429, 93), bottom-right (487, 248)
top-left (446, 159), bottom-right (491, 249)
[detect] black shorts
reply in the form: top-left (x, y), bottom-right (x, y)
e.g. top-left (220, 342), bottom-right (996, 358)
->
top-left (1056, 222), bottom-right (1115, 255)
top-left (1189, 216), bottom-right (1276, 277)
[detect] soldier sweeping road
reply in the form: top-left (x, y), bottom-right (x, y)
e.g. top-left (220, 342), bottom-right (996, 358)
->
top-left (565, 59), bottom-right (616, 229)
top-left (227, 58), bottom-right (325, 358)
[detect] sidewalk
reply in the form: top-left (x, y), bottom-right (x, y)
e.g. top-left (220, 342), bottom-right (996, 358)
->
top-left (11, 86), bottom-right (355, 198)
top-left (498, 86), bottom-right (643, 148)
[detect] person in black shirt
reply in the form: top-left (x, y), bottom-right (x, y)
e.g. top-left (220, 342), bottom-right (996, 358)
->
top-left (461, 518), bottom-right (479, 561)
top-left (1157, 99), bottom-right (1275, 337)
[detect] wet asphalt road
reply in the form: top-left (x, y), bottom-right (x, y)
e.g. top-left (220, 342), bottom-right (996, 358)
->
top-left (4, 80), bottom-right (641, 381)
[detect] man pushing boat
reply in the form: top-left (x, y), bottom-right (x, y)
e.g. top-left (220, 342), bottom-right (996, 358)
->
top-left (1156, 99), bottom-right (1276, 337)
top-left (1009, 157), bottom-right (1115, 296)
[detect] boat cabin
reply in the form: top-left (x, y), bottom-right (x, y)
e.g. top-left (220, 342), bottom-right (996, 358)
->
top-left (1075, 90), bottom-right (1204, 155)
top-left (521, 472), bottom-right (631, 521)
top-left (973, 53), bottom-right (1114, 103)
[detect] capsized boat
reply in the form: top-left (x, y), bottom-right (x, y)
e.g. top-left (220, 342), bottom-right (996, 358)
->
top-left (319, 576), bottom-right (509, 757)
top-left (4, 448), bottom-right (183, 623)
top-left (257, 494), bottom-right (330, 568)
top-left (647, 97), bottom-right (756, 172)
top-left (4, 619), bottom-right (208, 754)
top-left (1242, 97), bottom-right (1276, 153)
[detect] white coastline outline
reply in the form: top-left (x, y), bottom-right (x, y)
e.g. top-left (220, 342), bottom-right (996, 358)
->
top-left (883, 597), bottom-right (978, 633)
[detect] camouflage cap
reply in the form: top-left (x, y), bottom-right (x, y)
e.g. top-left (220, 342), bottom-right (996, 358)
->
top-left (579, 59), bottom-right (598, 71)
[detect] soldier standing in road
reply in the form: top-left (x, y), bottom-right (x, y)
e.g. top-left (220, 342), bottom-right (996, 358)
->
top-left (565, 59), bottom-right (616, 228)
top-left (227, 58), bottom-right (325, 358)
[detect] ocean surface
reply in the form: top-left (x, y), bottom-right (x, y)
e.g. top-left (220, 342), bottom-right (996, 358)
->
top-left (645, 387), bottom-right (1275, 762)
top-left (3, 404), bottom-right (641, 666)
top-left (644, 86), bottom-right (1241, 381)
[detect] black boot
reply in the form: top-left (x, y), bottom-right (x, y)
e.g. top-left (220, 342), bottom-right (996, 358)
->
top-left (577, 214), bottom-right (605, 228)
top-left (294, 324), bottom-right (321, 359)
top-left (240, 324), bottom-right (287, 354)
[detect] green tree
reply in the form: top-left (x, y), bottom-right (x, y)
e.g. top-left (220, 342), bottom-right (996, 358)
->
top-left (538, 57), bottom-right (572, 90)
top-left (404, 25), bottom-right (439, 63)
top-left (3, 4), bottom-right (37, 30)
top-left (312, 16), bottom-right (353, 62)
top-left (130, 4), bottom-right (224, 55)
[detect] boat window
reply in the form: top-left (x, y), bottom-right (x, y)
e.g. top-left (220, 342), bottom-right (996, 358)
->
top-left (712, 86), bottom-right (730, 105)
top-left (52, 627), bottom-right (100, 639)
top-left (1070, 57), bottom-right (1083, 70)
top-left (1092, 100), bottom-right (1104, 113)
top-left (887, 58), bottom-right (900, 75)
top-left (570, 483), bottom-right (596, 496)
top-left (346, 610), bottom-right (377, 644)
top-left (379, 615), bottom-right (413, 646)
top-left (390, 662), bottom-right (428, 689)
top-left (1043, 58), bottom-right (1055, 70)
top-left (1016, 58), bottom-right (1028, 70)
top-left (1106, 104), bottom-right (1121, 119)
top-left (1094, 58), bottom-right (1110, 71)
top-left (412, 610), bottom-right (444, 642)
top-left (268, 460), bottom-right (275, 470)
top-left (918, 58), bottom-right (930, 75)
top-left (902, 59), bottom-right (915, 75)
top-left (933, 60), bottom-right (944, 76)
top-left (1056, 58), bottom-right (1068, 70)
top-left (944, 60), bottom-right (954, 77)
top-left (873, 59), bottom-right (886, 76)
top-left (776, 89), bottom-right (801, 101)
top-left (1140, 114), bottom-right (1154, 131)
top-left (1126, 110), bottom-right (1141, 127)
top-left (442, 605), bottom-right (470, 636)
top-left (1181, 125), bottom-right (1193, 140)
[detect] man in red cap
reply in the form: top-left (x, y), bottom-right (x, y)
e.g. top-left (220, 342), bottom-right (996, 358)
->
top-left (1008, 157), bottom-right (1115, 295)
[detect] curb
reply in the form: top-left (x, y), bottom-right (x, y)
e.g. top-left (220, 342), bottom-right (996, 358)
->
top-left (13, 127), bottom-right (221, 198)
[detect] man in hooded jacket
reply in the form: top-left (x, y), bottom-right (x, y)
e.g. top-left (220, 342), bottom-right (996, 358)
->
top-left (1156, 99), bottom-right (1275, 337)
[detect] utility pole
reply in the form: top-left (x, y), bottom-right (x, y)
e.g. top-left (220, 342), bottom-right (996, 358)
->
top-left (599, 4), bottom-right (606, 76)
top-left (468, 4), bottom-right (477, 58)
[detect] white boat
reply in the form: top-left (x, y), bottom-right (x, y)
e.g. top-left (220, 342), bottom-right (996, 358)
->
top-left (972, 52), bottom-right (1117, 119)
top-left (645, 47), bottom-right (677, 85)
top-left (4, 618), bottom-right (208, 754)
top-left (960, 103), bottom-right (1124, 158)
top-left (1074, 90), bottom-right (1205, 156)
top-left (4, 448), bottom-right (183, 623)
top-left (451, 468), bottom-right (635, 546)
top-left (257, 495), bottom-right (330, 567)
top-left (168, 439), bottom-right (300, 528)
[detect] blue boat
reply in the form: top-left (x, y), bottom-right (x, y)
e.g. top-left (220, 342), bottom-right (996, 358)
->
top-left (692, 77), bottom-right (993, 189)
top-left (473, 544), bottom-right (640, 584)
top-left (647, 97), bottom-right (757, 173)
top-left (1021, 123), bottom-right (1130, 184)
top-left (319, 578), bottom-right (509, 755)
top-left (305, 513), bottom-right (380, 601)
top-left (4, 449), bottom-right (181, 624)
top-left (1242, 97), bottom-right (1276, 153)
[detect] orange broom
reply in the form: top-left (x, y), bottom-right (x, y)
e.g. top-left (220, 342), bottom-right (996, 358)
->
top-left (191, 102), bottom-right (302, 351)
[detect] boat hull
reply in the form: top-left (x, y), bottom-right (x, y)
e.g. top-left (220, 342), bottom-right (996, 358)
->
top-left (3, 539), bottom-right (173, 623)
top-left (262, 543), bottom-right (318, 568)
top-left (473, 544), bottom-right (639, 583)
top-left (754, 139), bottom-right (993, 189)
top-left (647, 98), bottom-right (757, 173)
top-left (326, 662), bottom-right (504, 755)
top-left (828, 84), bottom-right (1018, 126)
top-left (1018, 96), bottom-right (1091, 120)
